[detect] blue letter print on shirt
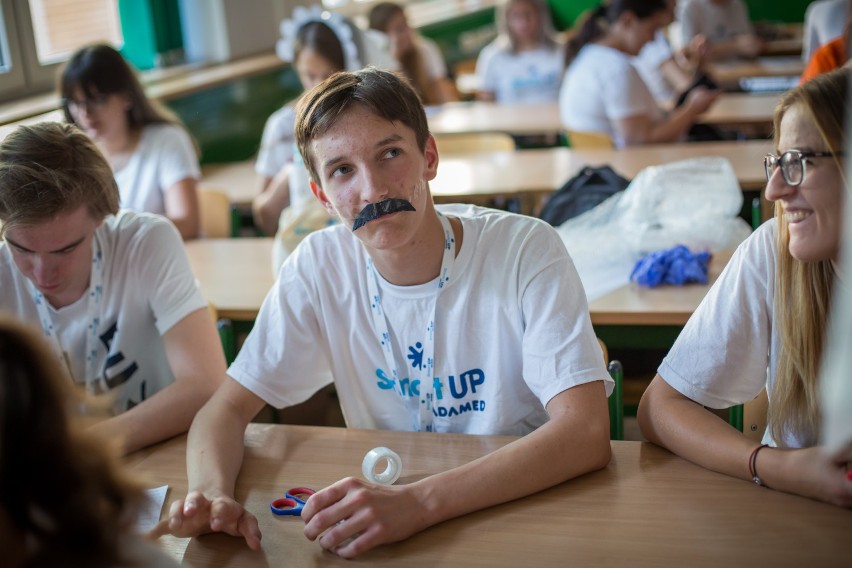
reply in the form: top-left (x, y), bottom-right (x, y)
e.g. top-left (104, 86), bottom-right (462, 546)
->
top-left (375, 367), bottom-right (486, 418)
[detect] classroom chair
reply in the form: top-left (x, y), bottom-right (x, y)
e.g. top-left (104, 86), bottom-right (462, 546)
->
top-left (565, 129), bottom-right (614, 149)
top-left (207, 303), bottom-right (236, 365)
top-left (433, 132), bottom-right (516, 154)
top-left (199, 187), bottom-right (238, 238)
top-left (598, 338), bottom-right (624, 441)
top-left (729, 389), bottom-right (769, 442)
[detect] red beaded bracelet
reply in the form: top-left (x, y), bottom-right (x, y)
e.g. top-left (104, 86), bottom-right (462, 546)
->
top-left (748, 444), bottom-right (770, 487)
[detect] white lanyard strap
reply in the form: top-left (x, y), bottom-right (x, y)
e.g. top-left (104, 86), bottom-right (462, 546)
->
top-left (365, 213), bottom-right (456, 432)
top-left (31, 231), bottom-right (105, 393)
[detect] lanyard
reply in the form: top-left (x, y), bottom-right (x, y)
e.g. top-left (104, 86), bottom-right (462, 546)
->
top-left (30, 231), bottom-right (105, 393)
top-left (365, 213), bottom-right (455, 432)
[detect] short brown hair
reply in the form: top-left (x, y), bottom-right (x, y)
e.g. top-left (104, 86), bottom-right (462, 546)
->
top-left (0, 122), bottom-right (119, 236)
top-left (295, 67), bottom-right (429, 186)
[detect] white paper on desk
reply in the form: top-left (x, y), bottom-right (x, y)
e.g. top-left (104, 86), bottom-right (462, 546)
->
top-left (136, 485), bottom-right (168, 533)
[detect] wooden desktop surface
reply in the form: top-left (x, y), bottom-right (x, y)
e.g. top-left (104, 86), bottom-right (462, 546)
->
top-left (589, 252), bottom-right (731, 326)
top-left (201, 139), bottom-right (771, 211)
top-left (185, 238), bottom-right (274, 322)
top-left (129, 423), bottom-right (851, 567)
top-left (186, 239), bottom-right (730, 327)
top-left (707, 56), bottom-right (804, 86)
top-left (426, 94), bottom-right (778, 137)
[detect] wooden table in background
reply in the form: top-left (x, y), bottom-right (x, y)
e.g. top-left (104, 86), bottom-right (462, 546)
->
top-left (589, 252), bottom-right (731, 327)
top-left (187, 239), bottom-right (731, 329)
top-left (707, 56), bottom-right (804, 88)
top-left (185, 238), bottom-right (274, 321)
top-left (426, 95), bottom-right (779, 137)
top-left (201, 139), bottom-right (772, 215)
top-left (129, 423), bottom-right (851, 567)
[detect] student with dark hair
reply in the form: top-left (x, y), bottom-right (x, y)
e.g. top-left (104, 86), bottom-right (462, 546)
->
top-left (158, 68), bottom-right (613, 558)
top-left (559, 0), bottom-right (718, 147)
top-left (0, 315), bottom-right (179, 567)
top-left (60, 44), bottom-right (201, 239)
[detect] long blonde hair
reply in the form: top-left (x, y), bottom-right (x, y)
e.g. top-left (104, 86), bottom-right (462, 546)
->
top-left (770, 69), bottom-right (848, 446)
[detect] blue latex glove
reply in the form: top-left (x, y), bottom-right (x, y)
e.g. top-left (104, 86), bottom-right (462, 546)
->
top-left (630, 245), bottom-right (712, 288)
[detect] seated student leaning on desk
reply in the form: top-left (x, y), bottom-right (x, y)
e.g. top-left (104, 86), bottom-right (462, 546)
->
top-left (158, 68), bottom-right (613, 558)
top-left (0, 123), bottom-right (226, 454)
top-left (559, 0), bottom-right (719, 148)
top-left (639, 69), bottom-right (852, 508)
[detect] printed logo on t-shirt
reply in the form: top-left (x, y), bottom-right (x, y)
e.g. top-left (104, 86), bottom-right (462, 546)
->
top-left (99, 319), bottom-right (140, 393)
top-left (374, 340), bottom-right (487, 419)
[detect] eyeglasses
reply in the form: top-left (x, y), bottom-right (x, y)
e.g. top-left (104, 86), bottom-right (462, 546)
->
top-left (62, 94), bottom-right (110, 114)
top-left (764, 150), bottom-right (844, 187)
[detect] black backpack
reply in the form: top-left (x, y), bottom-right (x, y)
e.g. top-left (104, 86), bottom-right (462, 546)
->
top-left (538, 165), bottom-right (630, 226)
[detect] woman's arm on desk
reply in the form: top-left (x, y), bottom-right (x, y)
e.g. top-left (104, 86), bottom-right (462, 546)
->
top-left (638, 375), bottom-right (852, 508)
top-left (300, 380), bottom-right (611, 559)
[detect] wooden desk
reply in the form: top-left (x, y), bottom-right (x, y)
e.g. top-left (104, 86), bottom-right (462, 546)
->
top-left (129, 423), bottom-right (852, 567)
top-left (427, 95), bottom-right (778, 137)
top-left (426, 101), bottom-right (562, 137)
top-left (185, 238), bottom-right (274, 321)
top-left (695, 92), bottom-right (779, 127)
top-left (188, 239), bottom-right (732, 330)
top-left (202, 139), bottom-right (771, 211)
top-left (589, 252), bottom-right (730, 327)
top-left (707, 56), bottom-right (804, 87)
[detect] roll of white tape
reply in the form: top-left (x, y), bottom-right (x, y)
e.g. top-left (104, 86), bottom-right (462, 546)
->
top-left (362, 446), bottom-right (402, 485)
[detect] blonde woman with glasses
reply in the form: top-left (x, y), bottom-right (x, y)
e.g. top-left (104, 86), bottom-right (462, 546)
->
top-left (638, 68), bottom-right (852, 509)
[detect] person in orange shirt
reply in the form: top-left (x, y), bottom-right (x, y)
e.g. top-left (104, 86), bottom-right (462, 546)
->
top-left (800, 16), bottom-right (852, 83)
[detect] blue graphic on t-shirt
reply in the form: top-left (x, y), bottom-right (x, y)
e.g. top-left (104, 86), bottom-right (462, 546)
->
top-left (407, 341), bottom-right (424, 370)
top-left (375, 366), bottom-right (487, 420)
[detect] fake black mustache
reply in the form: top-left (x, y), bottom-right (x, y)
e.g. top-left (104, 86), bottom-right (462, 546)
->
top-left (351, 199), bottom-right (416, 231)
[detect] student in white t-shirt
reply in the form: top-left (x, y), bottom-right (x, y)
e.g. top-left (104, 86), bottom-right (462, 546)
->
top-left (676, 0), bottom-right (764, 60)
top-left (803, 0), bottom-right (851, 63)
top-left (634, 0), bottom-right (711, 104)
top-left (60, 44), bottom-right (201, 240)
top-left (158, 68), bottom-right (613, 557)
top-left (0, 122), bottom-right (226, 454)
top-left (475, 0), bottom-right (564, 103)
top-left (560, 0), bottom-right (719, 148)
top-left (639, 69), bottom-right (852, 509)
top-left (369, 2), bottom-right (459, 105)
top-left (0, 316), bottom-right (180, 568)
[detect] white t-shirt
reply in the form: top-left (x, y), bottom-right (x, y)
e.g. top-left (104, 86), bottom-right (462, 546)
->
top-left (255, 104), bottom-right (296, 180)
top-left (677, 0), bottom-right (754, 45)
top-left (114, 123), bottom-right (200, 216)
top-left (255, 104), bottom-right (314, 210)
top-left (634, 31), bottom-right (677, 104)
top-left (802, 0), bottom-right (849, 62)
top-left (230, 204), bottom-right (612, 436)
top-left (559, 44), bottom-right (662, 148)
top-left (659, 221), bottom-right (810, 448)
top-left (0, 211), bottom-right (208, 412)
top-left (417, 35), bottom-right (449, 79)
top-left (475, 40), bottom-right (564, 104)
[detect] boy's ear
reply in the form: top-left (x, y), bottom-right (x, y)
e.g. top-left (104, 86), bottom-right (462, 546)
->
top-left (422, 134), bottom-right (439, 182)
top-left (310, 180), bottom-right (337, 215)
